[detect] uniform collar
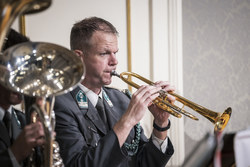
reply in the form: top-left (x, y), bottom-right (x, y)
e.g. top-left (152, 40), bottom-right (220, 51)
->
top-left (0, 106), bottom-right (12, 121)
top-left (78, 84), bottom-right (103, 107)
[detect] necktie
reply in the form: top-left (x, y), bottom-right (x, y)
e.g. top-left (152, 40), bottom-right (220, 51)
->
top-left (3, 111), bottom-right (12, 138)
top-left (96, 97), bottom-right (108, 126)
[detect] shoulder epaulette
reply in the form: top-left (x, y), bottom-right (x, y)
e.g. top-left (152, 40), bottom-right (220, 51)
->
top-left (122, 89), bottom-right (132, 98)
top-left (104, 85), bottom-right (122, 91)
top-left (104, 86), bottom-right (132, 98)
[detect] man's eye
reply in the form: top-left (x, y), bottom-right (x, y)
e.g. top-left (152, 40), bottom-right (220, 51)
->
top-left (100, 52), bottom-right (108, 56)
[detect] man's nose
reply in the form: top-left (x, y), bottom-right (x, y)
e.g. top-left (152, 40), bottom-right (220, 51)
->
top-left (109, 53), bottom-right (118, 65)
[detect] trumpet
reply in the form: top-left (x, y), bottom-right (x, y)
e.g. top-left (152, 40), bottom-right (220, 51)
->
top-left (111, 71), bottom-right (232, 132)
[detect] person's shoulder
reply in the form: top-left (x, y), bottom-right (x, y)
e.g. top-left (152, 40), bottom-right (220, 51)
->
top-left (55, 89), bottom-right (74, 100)
top-left (104, 85), bottom-right (122, 92)
top-left (103, 86), bottom-right (132, 98)
top-left (54, 86), bottom-right (80, 107)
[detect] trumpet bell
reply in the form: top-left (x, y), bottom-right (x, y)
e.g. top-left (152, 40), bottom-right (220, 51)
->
top-left (0, 42), bottom-right (84, 97)
top-left (214, 107), bottom-right (232, 132)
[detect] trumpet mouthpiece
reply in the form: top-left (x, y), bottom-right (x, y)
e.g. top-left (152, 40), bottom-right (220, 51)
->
top-left (111, 70), bottom-right (120, 78)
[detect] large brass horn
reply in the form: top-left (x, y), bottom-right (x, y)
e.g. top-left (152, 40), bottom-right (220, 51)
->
top-left (0, 42), bottom-right (84, 166)
top-left (0, 0), bottom-right (51, 51)
top-left (111, 71), bottom-right (232, 133)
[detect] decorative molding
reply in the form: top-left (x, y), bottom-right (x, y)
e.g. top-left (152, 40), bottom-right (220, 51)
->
top-left (128, 0), bottom-right (184, 165)
top-left (167, 0), bottom-right (185, 166)
top-left (126, 0), bottom-right (132, 92)
top-left (150, 0), bottom-right (184, 166)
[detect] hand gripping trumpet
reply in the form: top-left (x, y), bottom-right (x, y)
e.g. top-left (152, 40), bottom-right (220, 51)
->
top-left (111, 71), bottom-right (232, 133)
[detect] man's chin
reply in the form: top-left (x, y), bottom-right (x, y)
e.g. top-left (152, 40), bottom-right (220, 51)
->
top-left (103, 79), bottom-right (112, 86)
top-left (103, 81), bottom-right (112, 86)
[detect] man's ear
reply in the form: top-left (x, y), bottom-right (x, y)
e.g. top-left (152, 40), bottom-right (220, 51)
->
top-left (74, 50), bottom-right (83, 57)
top-left (74, 50), bottom-right (84, 62)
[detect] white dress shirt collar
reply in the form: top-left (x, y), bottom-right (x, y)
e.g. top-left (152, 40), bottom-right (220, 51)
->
top-left (78, 84), bottom-right (103, 107)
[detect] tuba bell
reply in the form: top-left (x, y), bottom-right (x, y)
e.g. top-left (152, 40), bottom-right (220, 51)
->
top-left (0, 0), bottom-right (51, 51)
top-left (0, 42), bottom-right (84, 166)
top-left (0, 0), bottom-right (82, 166)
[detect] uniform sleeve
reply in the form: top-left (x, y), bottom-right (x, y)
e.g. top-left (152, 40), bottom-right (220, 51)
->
top-left (137, 133), bottom-right (174, 167)
top-left (8, 148), bottom-right (21, 167)
top-left (0, 148), bottom-right (17, 167)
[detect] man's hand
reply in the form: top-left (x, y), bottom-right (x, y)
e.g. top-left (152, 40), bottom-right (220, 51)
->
top-left (10, 122), bottom-right (45, 162)
top-left (148, 81), bottom-right (175, 140)
top-left (113, 85), bottom-right (161, 147)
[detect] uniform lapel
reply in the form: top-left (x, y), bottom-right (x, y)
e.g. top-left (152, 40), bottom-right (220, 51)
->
top-left (11, 109), bottom-right (22, 140)
top-left (86, 102), bottom-right (108, 134)
top-left (70, 86), bottom-right (108, 135)
top-left (0, 121), bottom-right (11, 146)
top-left (102, 87), bottom-right (135, 143)
top-left (103, 99), bottom-right (120, 129)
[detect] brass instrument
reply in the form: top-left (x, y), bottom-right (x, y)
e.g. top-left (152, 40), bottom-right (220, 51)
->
top-left (0, 42), bottom-right (84, 166)
top-left (0, 0), bottom-right (51, 51)
top-left (111, 71), bottom-right (232, 132)
top-left (0, 0), bottom-right (83, 166)
top-left (24, 96), bottom-right (62, 167)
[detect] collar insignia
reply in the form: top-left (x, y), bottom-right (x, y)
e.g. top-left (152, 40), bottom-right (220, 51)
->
top-left (76, 90), bottom-right (88, 109)
top-left (103, 91), bottom-right (113, 107)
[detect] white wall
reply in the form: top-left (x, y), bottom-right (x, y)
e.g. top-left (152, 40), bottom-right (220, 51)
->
top-left (13, 0), bottom-right (128, 88)
top-left (183, 0), bottom-right (250, 159)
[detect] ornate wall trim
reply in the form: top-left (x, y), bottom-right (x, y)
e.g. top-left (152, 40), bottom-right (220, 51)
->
top-left (150, 0), bottom-right (185, 166)
top-left (167, 0), bottom-right (185, 165)
top-left (127, 0), bottom-right (185, 165)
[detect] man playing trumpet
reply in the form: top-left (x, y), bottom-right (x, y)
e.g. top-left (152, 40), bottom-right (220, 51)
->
top-left (54, 17), bottom-right (175, 167)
